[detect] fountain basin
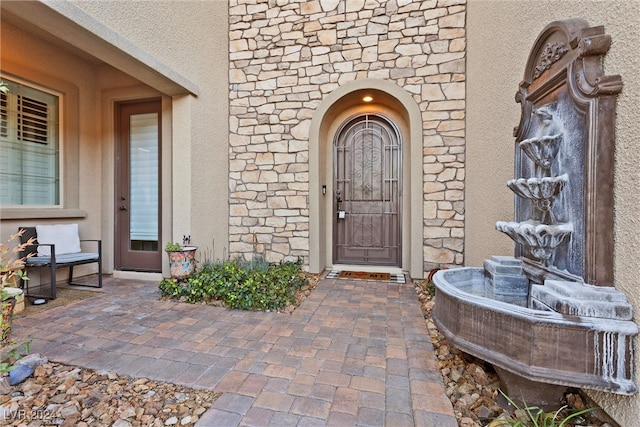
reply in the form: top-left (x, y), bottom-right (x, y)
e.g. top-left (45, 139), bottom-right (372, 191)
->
top-left (519, 133), bottom-right (563, 169)
top-left (496, 220), bottom-right (572, 261)
top-left (432, 267), bottom-right (638, 395)
top-left (507, 174), bottom-right (568, 208)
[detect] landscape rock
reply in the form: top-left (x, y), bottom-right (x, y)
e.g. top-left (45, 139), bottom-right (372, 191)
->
top-left (16, 353), bottom-right (48, 368)
top-left (8, 364), bottom-right (33, 385)
top-left (0, 363), bottom-right (220, 426)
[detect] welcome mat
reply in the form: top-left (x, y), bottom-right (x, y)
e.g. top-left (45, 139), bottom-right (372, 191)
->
top-left (326, 270), bottom-right (406, 284)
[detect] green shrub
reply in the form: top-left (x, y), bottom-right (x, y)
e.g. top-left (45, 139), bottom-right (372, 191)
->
top-left (158, 257), bottom-right (308, 311)
top-left (158, 278), bottom-right (183, 298)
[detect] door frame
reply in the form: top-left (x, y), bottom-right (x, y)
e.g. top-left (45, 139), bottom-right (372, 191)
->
top-left (308, 79), bottom-right (424, 278)
top-left (114, 98), bottom-right (163, 272)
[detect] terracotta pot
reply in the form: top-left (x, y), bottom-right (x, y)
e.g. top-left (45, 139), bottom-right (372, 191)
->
top-left (1, 288), bottom-right (21, 346)
top-left (166, 246), bottom-right (197, 280)
top-left (3, 287), bottom-right (24, 314)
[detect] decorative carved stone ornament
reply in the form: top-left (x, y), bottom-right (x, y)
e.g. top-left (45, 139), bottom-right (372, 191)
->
top-left (533, 42), bottom-right (568, 79)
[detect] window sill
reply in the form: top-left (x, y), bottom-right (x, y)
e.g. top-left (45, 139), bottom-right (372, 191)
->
top-left (0, 208), bottom-right (87, 220)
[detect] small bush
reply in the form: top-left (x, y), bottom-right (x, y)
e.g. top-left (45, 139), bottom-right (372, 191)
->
top-left (158, 278), bottom-right (182, 299)
top-left (159, 257), bottom-right (308, 311)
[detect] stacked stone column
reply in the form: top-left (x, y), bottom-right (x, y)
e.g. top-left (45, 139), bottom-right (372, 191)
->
top-left (229, 0), bottom-right (466, 273)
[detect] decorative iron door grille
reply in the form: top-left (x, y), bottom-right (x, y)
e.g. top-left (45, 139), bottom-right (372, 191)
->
top-left (333, 114), bottom-right (402, 266)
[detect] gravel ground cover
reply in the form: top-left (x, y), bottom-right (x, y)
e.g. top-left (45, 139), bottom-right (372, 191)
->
top-left (1, 363), bottom-right (220, 426)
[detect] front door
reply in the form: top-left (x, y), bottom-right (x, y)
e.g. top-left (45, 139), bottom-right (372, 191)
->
top-left (115, 99), bottom-right (162, 272)
top-left (333, 114), bottom-right (402, 266)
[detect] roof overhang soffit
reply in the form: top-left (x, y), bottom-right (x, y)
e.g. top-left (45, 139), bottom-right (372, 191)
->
top-left (2, 0), bottom-right (199, 97)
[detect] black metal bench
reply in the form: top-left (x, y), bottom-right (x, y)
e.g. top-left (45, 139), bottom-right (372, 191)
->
top-left (19, 226), bottom-right (102, 300)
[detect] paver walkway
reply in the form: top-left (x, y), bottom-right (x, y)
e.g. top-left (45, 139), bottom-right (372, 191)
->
top-left (12, 275), bottom-right (457, 426)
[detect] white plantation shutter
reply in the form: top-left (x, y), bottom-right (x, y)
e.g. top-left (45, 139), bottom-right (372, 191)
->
top-left (0, 78), bottom-right (59, 206)
top-left (129, 113), bottom-right (159, 241)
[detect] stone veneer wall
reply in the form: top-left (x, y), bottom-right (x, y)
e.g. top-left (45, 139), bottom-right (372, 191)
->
top-left (229, 0), bottom-right (466, 273)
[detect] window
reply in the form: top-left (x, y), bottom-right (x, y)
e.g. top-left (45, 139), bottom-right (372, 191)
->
top-left (129, 112), bottom-right (159, 245)
top-left (0, 77), bottom-right (60, 206)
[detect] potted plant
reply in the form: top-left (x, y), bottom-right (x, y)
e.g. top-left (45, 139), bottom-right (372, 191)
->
top-left (165, 235), bottom-right (197, 280)
top-left (1, 230), bottom-right (34, 346)
top-left (1, 230), bottom-right (35, 392)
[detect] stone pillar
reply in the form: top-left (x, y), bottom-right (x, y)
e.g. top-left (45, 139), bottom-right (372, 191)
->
top-left (229, 0), bottom-right (467, 274)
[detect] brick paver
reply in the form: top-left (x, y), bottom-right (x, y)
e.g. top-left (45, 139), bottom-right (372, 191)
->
top-left (11, 275), bottom-right (457, 426)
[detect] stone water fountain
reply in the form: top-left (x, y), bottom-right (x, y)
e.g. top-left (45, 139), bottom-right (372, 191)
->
top-left (432, 19), bottom-right (638, 406)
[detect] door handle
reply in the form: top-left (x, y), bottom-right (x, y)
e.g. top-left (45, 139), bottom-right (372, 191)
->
top-left (119, 205), bottom-right (127, 211)
top-left (335, 189), bottom-right (345, 219)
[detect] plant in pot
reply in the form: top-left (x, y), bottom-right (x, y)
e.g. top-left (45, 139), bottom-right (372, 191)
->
top-left (1, 229), bottom-right (35, 392)
top-left (1, 230), bottom-right (34, 345)
top-left (165, 235), bottom-right (197, 280)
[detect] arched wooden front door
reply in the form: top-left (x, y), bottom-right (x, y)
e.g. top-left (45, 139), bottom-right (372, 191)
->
top-left (333, 114), bottom-right (402, 266)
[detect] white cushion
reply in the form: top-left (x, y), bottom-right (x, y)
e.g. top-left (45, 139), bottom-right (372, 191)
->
top-left (36, 224), bottom-right (81, 257)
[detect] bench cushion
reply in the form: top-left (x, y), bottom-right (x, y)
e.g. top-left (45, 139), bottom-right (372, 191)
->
top-left (27, 253), bottom-right (100, 266)
top-left (35, 224), bottom-right (81, 257)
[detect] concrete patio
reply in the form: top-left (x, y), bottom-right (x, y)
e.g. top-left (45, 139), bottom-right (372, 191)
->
top-left (11, 275), bottom-right (457, 426)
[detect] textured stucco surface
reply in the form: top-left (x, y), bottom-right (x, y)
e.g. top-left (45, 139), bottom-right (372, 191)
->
top-left (1, 0), bottom-right (229, 277)
top-left (0, 18), bottom-right (103, 268)
top-left (70, 0), bottom-right (230, 262)
top-left (466, 1), bottom-right (640, 424)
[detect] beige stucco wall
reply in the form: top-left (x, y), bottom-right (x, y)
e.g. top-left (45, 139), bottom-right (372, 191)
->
top-left (1, 1), bottom-right (229, 279)
top-left (0, 16), bottom-right (165, 278)
top-left (466, 1), bottom-right (640, 424)
top-left (0, 18), bottom-right (103, 275)
top-left (71, 0), bottom-right (230, 263)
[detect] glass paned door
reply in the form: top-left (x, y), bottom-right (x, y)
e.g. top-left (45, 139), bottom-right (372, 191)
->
top-left (115, 100), bottom-right (162, 271)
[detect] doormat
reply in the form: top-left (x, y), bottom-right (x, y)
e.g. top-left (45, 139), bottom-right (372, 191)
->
top-left (326, 270), bottom-right (406, 284)
top-left (17, 287), bottom-right (104, 318)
